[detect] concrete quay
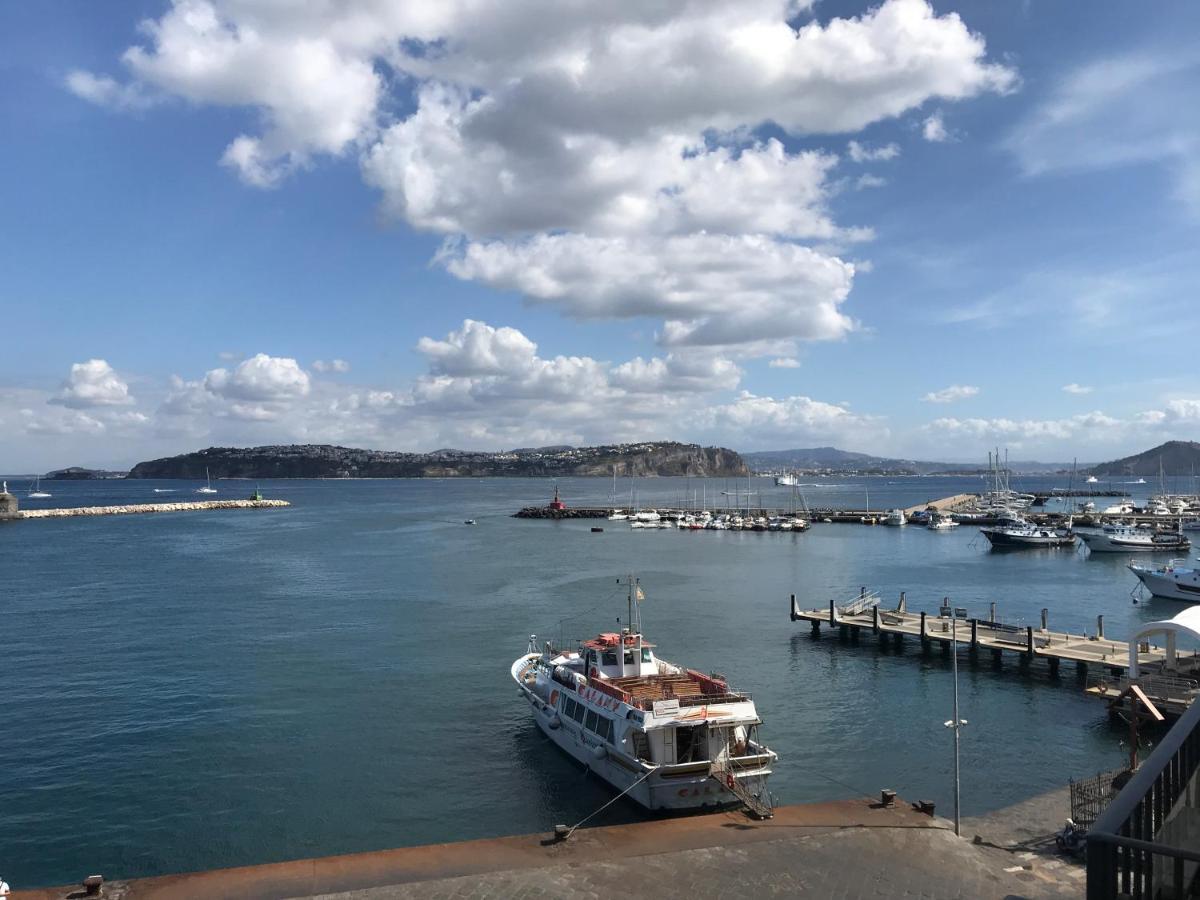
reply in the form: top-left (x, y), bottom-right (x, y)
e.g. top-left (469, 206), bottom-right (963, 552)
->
top-left (16, 798), bottom-right (1079, 900)
top-left (15, 499), bottom-right (290, 520)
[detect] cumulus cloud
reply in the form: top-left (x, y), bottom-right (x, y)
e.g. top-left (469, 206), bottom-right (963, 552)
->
top-left (847, 141), bottom-right (900, 163)
top-left (312, 359), bottom-right (350, 374)
top-left (416, 320), bottom-right (538, 376)
top-left (769, 357), bottom-right (802, 369)
top-left (922, 384), bottom-right (979, 404)
top-left (51, 359), bottom-right (135, 409)
top-left (922, 111), bottom-right (949, 142)
top-left (72, 0), bottom-right (1015, 352)
top-left (1062, 383), bottom-right (1093, 395)
top-left (926, 410), bottom-right (1125, 445)
top-left (855, 174), bottom-right (888, 190)
top-left (703, 392), bottom-right (886, 447)
top-left (204, 353), bottom-right (310, 402)
top-left (64, 70), bottom-right (157, 111)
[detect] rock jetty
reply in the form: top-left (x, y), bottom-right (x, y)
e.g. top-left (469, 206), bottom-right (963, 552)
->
top-left (18, 499), bottom-right (290, 519)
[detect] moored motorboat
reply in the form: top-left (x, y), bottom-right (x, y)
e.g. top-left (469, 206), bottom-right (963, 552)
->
top-left (980, 519), bottom-right (1075, 548)
top-left (511, 578), bottom-right (776, 815)
top-left (1129, 558), bottom-right (1200, 603)
top-left (884, 509), bottom-right (907, 526)
top-left (1079, 524), bottom-right (1191, 553)
top-left (927, 512), bottom-right (959, 531)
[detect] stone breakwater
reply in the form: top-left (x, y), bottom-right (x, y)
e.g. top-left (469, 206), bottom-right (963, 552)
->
top-left (18, 499), bottom-right (290, 519)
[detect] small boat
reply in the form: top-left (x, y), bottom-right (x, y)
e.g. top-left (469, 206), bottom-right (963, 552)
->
top-left (1085, 475), bottom-right (1099, 484)
top-left (153, 488), bottom-right (176, 494)
top-left (27, 475), bottom-right (51, 499)
top-left (927, 512), bottom-right (959, 531)
top-left (591, 526), bottom-right (604, 533)
top-left (195, 467), bottom-right (218, 495)
top-left (980, 520), bottom-right (1075, 548)
top-left (1102, 501), bottom-right (1134, 515)
top-left (511, 577), bottom-right (776, 814)
top-left (464, 519), bottom-right (477, 525)
top-left (1079, 524), bottom-right (1190, 553)
top-left (884, 509), bottom-right (907, 526)
top-left (1129, 558), bottom-right (1200, 603)
top-left (775, 474), bottom-right (799, 487)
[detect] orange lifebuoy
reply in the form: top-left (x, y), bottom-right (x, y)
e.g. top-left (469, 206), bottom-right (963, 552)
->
top-left (550, 690), bottom-right (559, 706)
top-left (725, 773), bottom-right (736, 790)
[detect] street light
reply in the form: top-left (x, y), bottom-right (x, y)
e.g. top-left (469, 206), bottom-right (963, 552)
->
top-left (944, 606), bottom-right (969, 837)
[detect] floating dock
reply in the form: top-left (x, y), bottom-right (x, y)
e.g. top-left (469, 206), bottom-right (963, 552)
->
top-left (15, 499), bottom-right (290, 519)
top-left (789, 592), bottom-right (1199, 718)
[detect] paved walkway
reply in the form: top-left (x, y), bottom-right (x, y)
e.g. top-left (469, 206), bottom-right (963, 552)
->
top-left (20, 798), bottom-right (1088, 900)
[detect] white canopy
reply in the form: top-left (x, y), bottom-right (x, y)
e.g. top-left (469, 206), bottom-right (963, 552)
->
top-left (1130, 606), bottom-right (1200, 678)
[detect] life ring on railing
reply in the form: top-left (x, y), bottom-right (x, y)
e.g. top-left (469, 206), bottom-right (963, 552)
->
top-left (550, 690), bottom-right (559, 706)
top-left (724, 773), bottom-right (736, 790)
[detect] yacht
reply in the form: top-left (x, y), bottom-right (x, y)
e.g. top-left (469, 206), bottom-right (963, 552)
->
top-left (775, 473), bottom-right (799, 487)
top-left (884, 509), bottom-right (907, 526)
top-left (927, 512), bottom-right (959, 531)
top-left (1102, 501), bottom-right (1135, 515)
top-left (1079, 524), bottom-right (1191, 553)
top-left (980, 519), bottom-right (1075, 549)
top-left (1085, 475), bottom-right (1099, 484)
top-left (27, 475), bottom-right (51, 499)
top-left (1129, 558), bottom-right (1200, 603)
top-left (511, 579), bottom-right (776, 814)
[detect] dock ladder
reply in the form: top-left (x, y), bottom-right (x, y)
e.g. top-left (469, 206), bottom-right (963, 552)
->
top-left (709, 759), bottom-right (773, 819)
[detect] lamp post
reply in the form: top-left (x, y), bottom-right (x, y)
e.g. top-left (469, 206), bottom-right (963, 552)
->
top-left (944, 606), bottom-right (969, 836)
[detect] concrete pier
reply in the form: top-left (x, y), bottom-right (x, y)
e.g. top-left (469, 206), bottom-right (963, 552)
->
top-left (16, 798), bottom-right (1078, 899)
top-left (16, 499), bottom-right (290, 519)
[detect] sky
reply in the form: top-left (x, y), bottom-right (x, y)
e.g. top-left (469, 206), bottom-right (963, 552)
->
top-left (2, 0), bottom-right (1199, 470)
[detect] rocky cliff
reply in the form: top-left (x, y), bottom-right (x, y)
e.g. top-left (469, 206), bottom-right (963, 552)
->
top-left (127, 442), bottom-right (749, 479)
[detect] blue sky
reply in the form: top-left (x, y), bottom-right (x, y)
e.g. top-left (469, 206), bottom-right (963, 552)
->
top-left (2, 0), bottom-right (1199, 470)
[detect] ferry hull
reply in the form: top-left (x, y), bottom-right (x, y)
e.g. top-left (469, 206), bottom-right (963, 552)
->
top-left (1080, 534), bottom-right (1190, 553)
top-left (523, 691), bottom-right (764, 812)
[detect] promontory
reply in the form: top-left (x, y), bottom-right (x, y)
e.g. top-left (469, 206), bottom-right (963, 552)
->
top-left (127, 442), bottom-right (749, 479)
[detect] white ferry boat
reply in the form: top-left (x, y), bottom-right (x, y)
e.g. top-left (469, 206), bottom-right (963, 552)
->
top-left (511, 579), bottom-right (776, 816)
top-left (1129, 558), bottom-right (1200, 603)
top-left (1079, 523), bottom-right (1191, 553)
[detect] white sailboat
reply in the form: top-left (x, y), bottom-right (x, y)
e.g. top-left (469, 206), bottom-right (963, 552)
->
top-left (28, 475), bottom-right (51, 499)
top-left (194, 467), bottom-right (218, 494)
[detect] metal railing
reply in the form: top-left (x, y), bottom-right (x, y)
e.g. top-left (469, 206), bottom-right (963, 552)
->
top-left (1087, 696), bottom-right (1200, 899)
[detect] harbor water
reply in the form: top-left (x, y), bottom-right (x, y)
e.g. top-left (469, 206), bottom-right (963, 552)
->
top-left (2, 475), bottom-right (1195, 887)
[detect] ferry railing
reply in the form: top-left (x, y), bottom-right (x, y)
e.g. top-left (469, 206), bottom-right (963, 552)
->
top-left (1086, 696), bottom-right (1200, 899)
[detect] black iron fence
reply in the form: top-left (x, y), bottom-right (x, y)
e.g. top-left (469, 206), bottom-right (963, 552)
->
top-left (1087, 698), bottom-right (1200, 899)
top-left (1071, 769), bottom-right (1127, 830)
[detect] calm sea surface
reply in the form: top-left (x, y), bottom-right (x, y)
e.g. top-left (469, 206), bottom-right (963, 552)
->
top-left (2, 474), bottom-right (1194, 887)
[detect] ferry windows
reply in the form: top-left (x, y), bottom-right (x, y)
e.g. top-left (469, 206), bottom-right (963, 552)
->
top-left (674, 725), bottom-right (709, 763)
top-left (570, 701), bottom-right (585, 723)
top-left (601, 650), bottom-right (618, 667)
top-left (585, 709), bottom-right (598, 733)
top-left (631, 730), bottom-right (652, 761)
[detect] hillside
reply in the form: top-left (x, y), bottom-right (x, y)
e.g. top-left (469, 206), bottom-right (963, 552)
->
top-left (742, 447), bottom-right (1079, 475)
top-left (1087, 441), bottom-right (1200, 476)
top-left (127, 442), bottom-right (748, 479)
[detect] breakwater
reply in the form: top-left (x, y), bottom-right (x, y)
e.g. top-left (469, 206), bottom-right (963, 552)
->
top-left (17, 499), bottom-right (290, 519)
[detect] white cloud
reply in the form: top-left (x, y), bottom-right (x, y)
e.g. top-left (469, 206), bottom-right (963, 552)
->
top-left (51, 359), bottom-right (135, 409)
top-left (922, 111), bottom-right (949, 142)
top-left (203, 353), bottom-right (310, 402)
top-left (64, 70), bottom-right (156, 111)
top-left (72, 0), bottom-right (1015, 352)
top-left (847, 141), bottom-right (900, 163)
top-left (443, 233), bottom-right (857, 348)
top-left (703, 392), bottom-right (886, 447)
top-left (312, 359), bottom-right (350, 374)
top-left (769, 357), bottom-right (802, 369)
top-left (926, 410), bottom-right (1125, 445)
top-left (416, 320), bottom-right (538, 376)
top-left (609, 354), bottom-right (742, 394)
top-left (855, 174), bottom-right (888, 190)
top-left (922, 384), bottom-right (979, 404)
top-left (1062, 383), bottom-right (1093, 395)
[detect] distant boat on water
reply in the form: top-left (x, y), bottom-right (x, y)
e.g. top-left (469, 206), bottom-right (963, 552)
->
top-left (28, 475), bottom-right (51, 499)
top-left (153, 488), bottom-right (176, 494)
top-left (1085, 475), bottom-right (1099, 484)
top-left (194, 468), bottom-right (218, 495)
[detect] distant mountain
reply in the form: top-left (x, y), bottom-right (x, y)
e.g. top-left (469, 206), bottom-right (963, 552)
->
top-left (1087, 441), bottom-right (1200, 476)
top-left (44, 466), bottom-right (127, 480)
top-left (742, 447), bottom-right (1079, 475)
top-left (128, 442), bottom-right (749, 479)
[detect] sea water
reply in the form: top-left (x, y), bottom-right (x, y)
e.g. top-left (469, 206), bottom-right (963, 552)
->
top-left (1, 475), bottom-right (1191, 886)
